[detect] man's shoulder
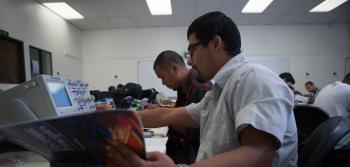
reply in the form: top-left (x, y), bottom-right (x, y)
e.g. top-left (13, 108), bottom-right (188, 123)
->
top-left (228, 62), bottom-right (279, 82)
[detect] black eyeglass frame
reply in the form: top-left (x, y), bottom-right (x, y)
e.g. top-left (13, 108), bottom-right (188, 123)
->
top-left (184, 41), bottom-right (203, 59)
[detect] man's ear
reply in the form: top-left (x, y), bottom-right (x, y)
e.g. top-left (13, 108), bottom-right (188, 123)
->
top-left (171, 63), bottom-right (178, 74)
top-left (212, 35), bottom-right (223, 51)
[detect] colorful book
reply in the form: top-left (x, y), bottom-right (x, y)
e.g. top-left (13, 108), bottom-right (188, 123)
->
top-left (0, 110), bottom-right (146, 166)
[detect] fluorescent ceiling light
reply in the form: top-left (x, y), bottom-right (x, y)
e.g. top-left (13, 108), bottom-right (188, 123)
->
top-left (146, 0), bottom-right (172, 15)
top-left (242, 0), bottom-right (274, 13)
top-left (43, 2), bottom-right (84, 19)
top-left (310, 0), bottom-right (348, 12)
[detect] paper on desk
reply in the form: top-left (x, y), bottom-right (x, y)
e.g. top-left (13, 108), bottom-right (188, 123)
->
top-left (145, 137), bottom-right (168, 153)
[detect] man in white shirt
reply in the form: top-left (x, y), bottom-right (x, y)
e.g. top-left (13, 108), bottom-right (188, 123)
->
top-left (108, 11), bottom-right (297, 167)
top-left (314, 73), bottom-right (350, 118)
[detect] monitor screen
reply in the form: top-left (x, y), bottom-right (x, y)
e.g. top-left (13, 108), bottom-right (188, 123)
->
top-left (47, 80), bottom-right (72, 107)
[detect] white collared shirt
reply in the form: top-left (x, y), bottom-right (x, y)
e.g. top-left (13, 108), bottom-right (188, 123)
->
top-left (314, 81), bottom-right (350, 117)
top-left (186, 53), bottom-right (298, 167)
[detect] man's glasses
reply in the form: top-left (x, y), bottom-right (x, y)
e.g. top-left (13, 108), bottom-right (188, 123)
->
top-left (184, 41), bottom-right (202, 59)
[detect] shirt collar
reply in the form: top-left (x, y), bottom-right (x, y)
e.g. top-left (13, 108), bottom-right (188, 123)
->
top-left (213, 53), bottom-right (247, 89)
top-left (181, 69), bottom-right (194, 93)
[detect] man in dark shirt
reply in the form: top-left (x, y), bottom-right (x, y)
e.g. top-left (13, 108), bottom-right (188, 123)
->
top-left (153, 50), bottom-right (213, 164)
top-left (305, 81), bottom-right (320, 104)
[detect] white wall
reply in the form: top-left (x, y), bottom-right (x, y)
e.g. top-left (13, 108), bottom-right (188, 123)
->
top-left (82, 27), bottom-right (188, 91)
top-left (0, 0), bottom-right (82, 87)
top-left (82, 24), bottom-right (349, 94)
top-left (241, 24), bottom-right (348, 93)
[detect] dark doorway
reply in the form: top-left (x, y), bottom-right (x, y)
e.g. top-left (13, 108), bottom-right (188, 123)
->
top-left (0, 36), bottom-right (25, 84)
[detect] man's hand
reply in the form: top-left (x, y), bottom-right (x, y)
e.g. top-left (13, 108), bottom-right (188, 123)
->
top-left (107, 142), bottom-right (177, 167)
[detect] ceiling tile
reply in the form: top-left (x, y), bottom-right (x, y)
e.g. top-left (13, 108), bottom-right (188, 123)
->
top-left (67, 1), bottom-right (105, 19)
top-left (118, 0), bottom-right (150, 16)
top-left (173, 14), bottom-right (195, 27)
top-left (220, 0), bottom-right (247, 15)
top-left (265, 0), bottom-right (297, 14)
top-left (91, 0), bottom-right (128, 17)
top-left (172, 0), bottom-right (197, 15)
top-left (152, 15), bottom-right (173, 27)
top-left (196, 0), bottom-right (224, 16)
top-left (236, 14), bottom-right (279, 25)
top-left (110, 17), bottom-right (135, 28)
top-left (132, 16), bottom-right (154, 28)
top-left (70, 18), bottom-right (118, 30)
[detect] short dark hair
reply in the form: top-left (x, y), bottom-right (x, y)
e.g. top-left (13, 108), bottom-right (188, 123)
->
top-left (153, 50), bottom-right (186, 70)
top-left (343, 72), bottom-right (350, 84)
top-left (187, 11), bottom-right (241, 57)
top-left (305, 81), bottom-right (314, 86)
top-left (117, 84), bottom-right (124, 89)
top-left (108, 85), bottom-right (117, 92)
top-left (122, 82), bottom-right (143, 99)
top-left (279, 72), bottom-right (295, 84)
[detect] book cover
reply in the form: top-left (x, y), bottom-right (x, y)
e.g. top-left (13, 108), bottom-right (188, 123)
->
top-left (0, 110), bottom-right (146, 166)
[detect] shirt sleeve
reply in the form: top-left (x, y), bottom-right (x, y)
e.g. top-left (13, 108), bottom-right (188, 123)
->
top-left (232, 66), bottom-right (294, 147)
top-left (186, 91), bottom-right (212, 124)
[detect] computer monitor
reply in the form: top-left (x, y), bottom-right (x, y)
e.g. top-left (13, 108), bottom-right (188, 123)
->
top-left (47, 79), bottom-right (72, 107)
top-left (0, 75), bottom-right (96, 125)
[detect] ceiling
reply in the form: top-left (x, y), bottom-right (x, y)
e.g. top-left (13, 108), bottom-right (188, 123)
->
top-left (36, 0), bottom-right (350, 30)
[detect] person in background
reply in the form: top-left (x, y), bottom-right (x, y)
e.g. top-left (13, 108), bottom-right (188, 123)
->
top-left (108, 11), bottom-right (297, 167)
top-left (108, 85), bottom-right (117, 92)
top-left (117, 84), bottom-right (124, 90)
top-left (279, 72), bottom-right (307, 104)
top-left (279, 72), bottom-right (302, 95)
top-left (152, 50), bottom-right (213, 164)
top-left (304, 81), bottom-right (321, 104)
top-left (314, 72), bottom-right (350, 118)
top-left (122, 82), bottom-right (143, 100)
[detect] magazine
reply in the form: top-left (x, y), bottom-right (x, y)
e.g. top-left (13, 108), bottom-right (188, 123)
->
top-left (0, 109), bottom-right (146, 166)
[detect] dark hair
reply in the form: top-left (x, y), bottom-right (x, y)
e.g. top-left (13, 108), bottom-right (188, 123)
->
top-left (279, 72), bottom-right (295, 84)
top-left (117, 84), bottom-right (124, 89)
top-left (343, 72), bottom-right (350, 84)
top-left (122, 82), bottom-right (143, 99)
top-left (305, 81), bottom-right (314, 86)
top-left (108, 85), bottom-right (117, 92)
top-left (153, 50), bottom-right (186, 70)
top-left (187, 11), bottom-right (241, 57)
